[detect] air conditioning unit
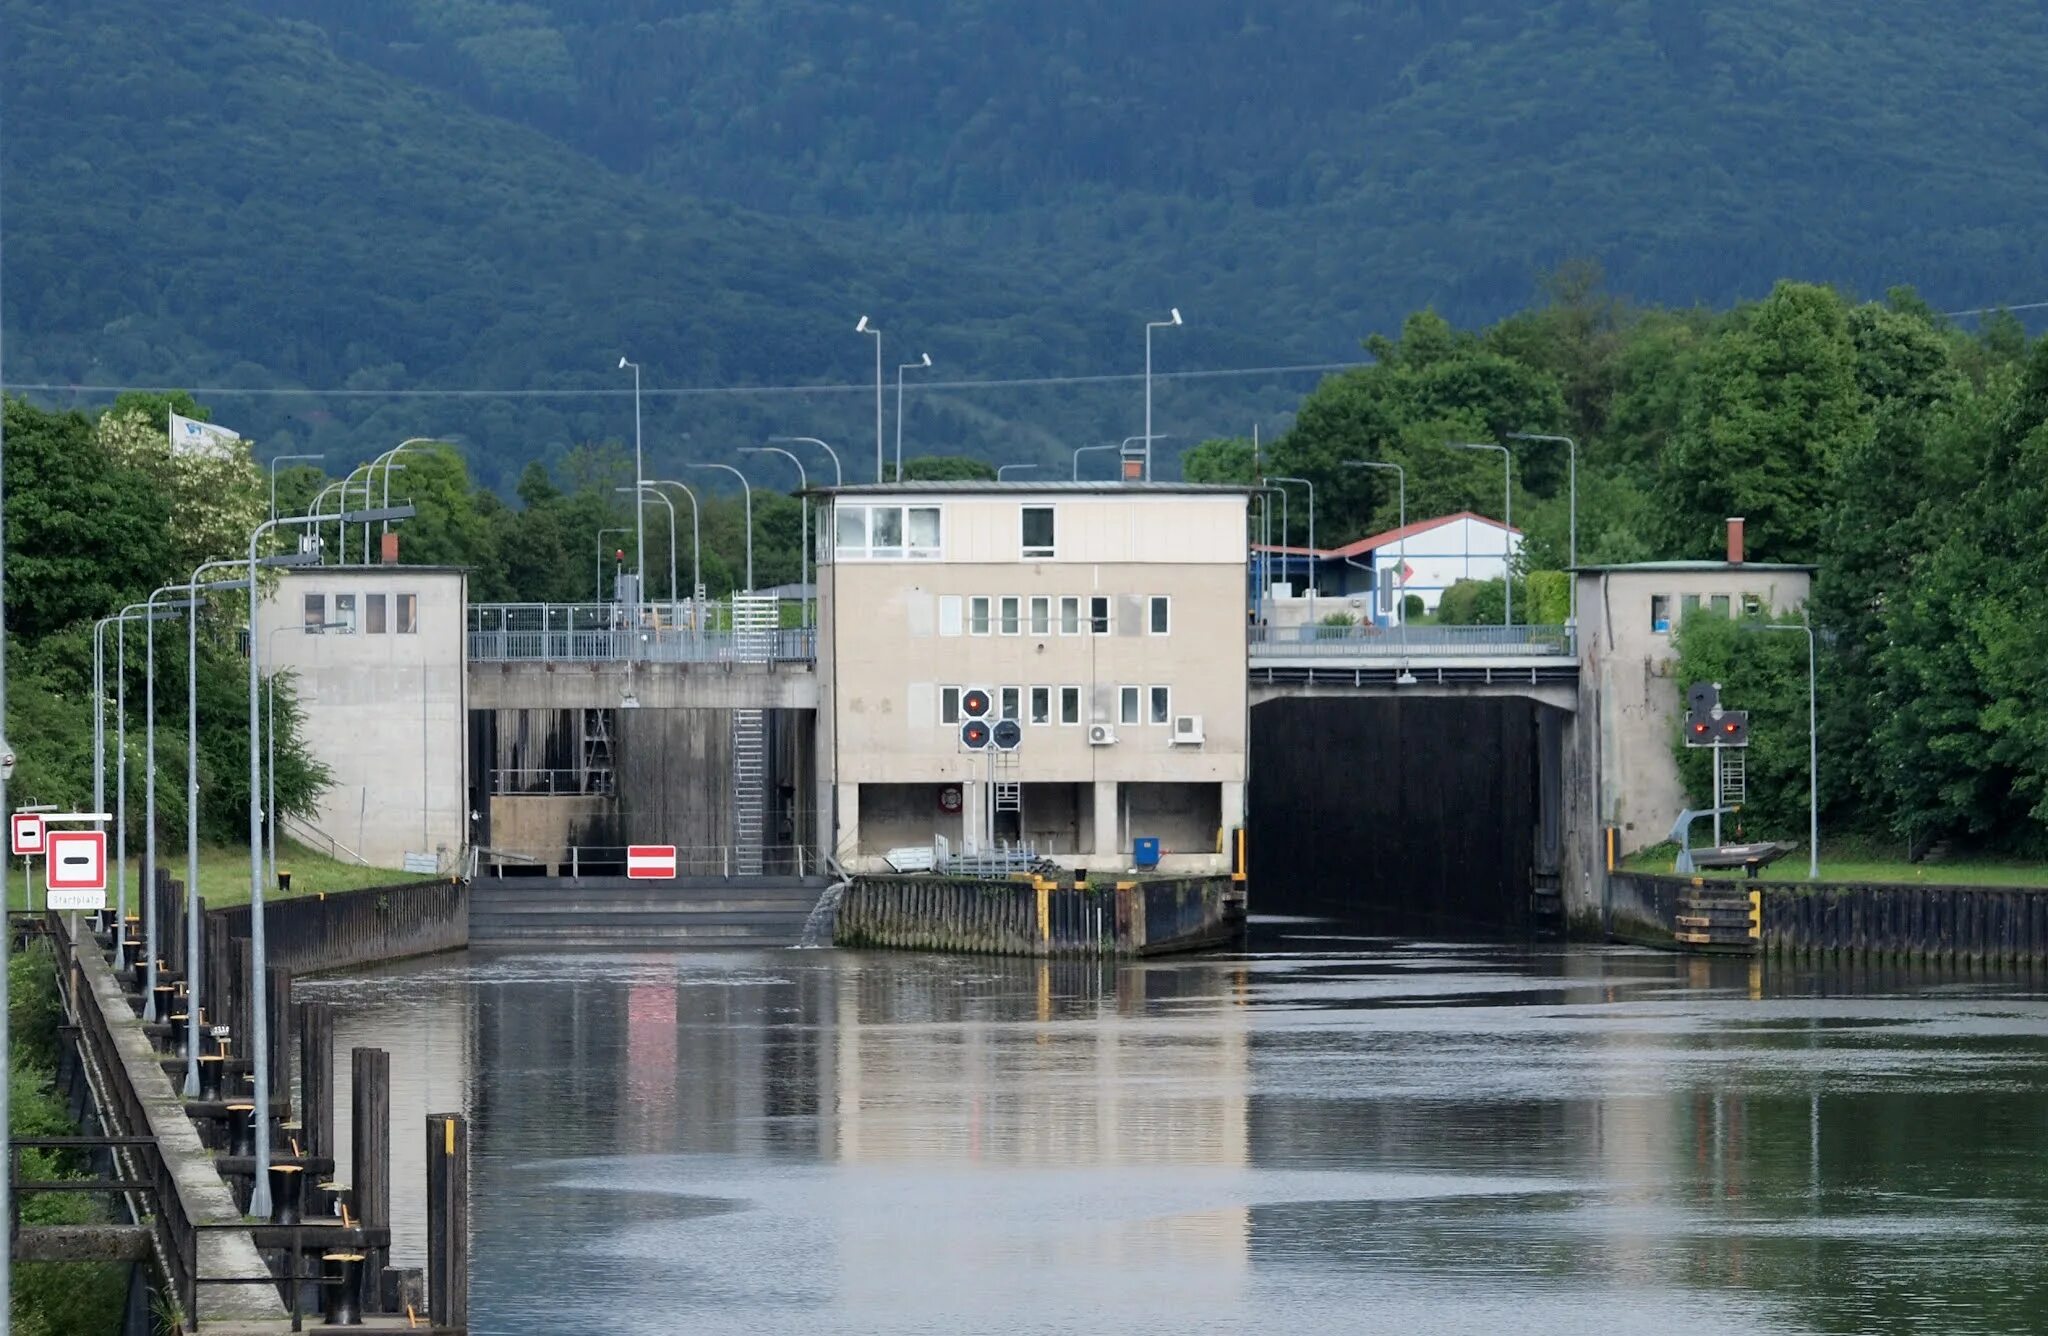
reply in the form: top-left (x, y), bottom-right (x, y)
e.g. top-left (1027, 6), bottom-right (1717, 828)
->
top-left (1087, 724), bottom-right (1118, 746)
top-left (1169, 714), bottom-right (1205, 746)
top-left (297, 535), bottom-right (324, 556)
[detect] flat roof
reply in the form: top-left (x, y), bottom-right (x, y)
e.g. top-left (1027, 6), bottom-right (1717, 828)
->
top-left (1569, 561), bottom-right (1816, 574)
top-left (808, 481), bottom-right (1252, 497)
top-left (277, 564), bottom-right (471, 575)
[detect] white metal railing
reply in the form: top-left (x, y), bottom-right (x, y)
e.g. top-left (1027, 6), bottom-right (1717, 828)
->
top-left (1249, 623), bottom-right (1576, 657)
top-left (467, 602), bottom-right (814, 663)
top-left (278, 813), bottom-right (372, 867)
top-left (474, 844), bottom-right (816, 878)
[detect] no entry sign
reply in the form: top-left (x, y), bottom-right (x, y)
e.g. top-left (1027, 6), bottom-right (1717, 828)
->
top-left (11, 811), bottom-right (44, 856)
top-left (626, 845), bottom-right (678, 879)
top-left (45, 829), bottom-right (108, 911)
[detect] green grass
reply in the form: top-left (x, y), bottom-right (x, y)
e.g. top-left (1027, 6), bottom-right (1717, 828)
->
top-left (11, 840), bottom-right (434, 913)
top-left (1622, 838), bottom-right (2048, 888)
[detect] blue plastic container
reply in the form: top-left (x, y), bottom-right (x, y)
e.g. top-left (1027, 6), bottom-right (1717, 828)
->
top-left (1133, 837), bottom-right (1161, 869)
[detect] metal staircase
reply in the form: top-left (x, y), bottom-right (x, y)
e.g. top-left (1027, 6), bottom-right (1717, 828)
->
top-left (728, 594), bottom-right (779, 876)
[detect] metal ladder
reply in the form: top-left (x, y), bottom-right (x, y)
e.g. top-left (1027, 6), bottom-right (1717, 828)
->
top-left (993, 750), bottom-right (1021, 812)
top-left (1721, 746), bottom-right (1747, 805)
top-left (728, 593), bottom-right (779, 875)
top-left (581, 708), bottom-right (615, 796)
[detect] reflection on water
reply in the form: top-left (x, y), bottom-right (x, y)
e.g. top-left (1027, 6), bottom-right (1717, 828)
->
top-left (300, 927), bottom-right (2048, 1335)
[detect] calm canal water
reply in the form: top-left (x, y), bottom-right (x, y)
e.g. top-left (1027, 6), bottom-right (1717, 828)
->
top-left (300, 924), bottom-right (2048, 1334)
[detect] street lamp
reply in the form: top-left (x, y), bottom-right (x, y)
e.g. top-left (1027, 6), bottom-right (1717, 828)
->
top-left (1343, 461), bottom-right (1414, 683)
top-left (1144, 308), bottom-right (1183, 482)
top-left (1445, 441), bottom-right (1514, 627)
top-left (771, 436), bottom-right (842, 488)
top-left (268, 453), bottom-right (322, 525)
top-left (618, 358), bottom-right (646, 622)
top-left (267, 619), bottom-right (345, 891)
top-left (1759, 619), bottom-right (1820, 880)
top-left (1507, 431), bottom-right (1578, 623)
top-left (1269, 476), bottom-right (1317, 603)
top-left (895, 353), bottom-right (931, 482)
top-left (93, 602), bottom-right (183, 970)
top-left (1072, 443), bottom-right (1118, 479)
top-left (685, 462), bottom-right (754, 591)
top-left (372, 438), bottom-right (441, 556)
top-left (648, 481), bottom-right (704, 613)
top-left (856, 316), bottom-right (883, 482)
top-left (740, 447), bottom-right (809, 624)
top-left (997, 463), bottom-right (1038, 481)
top-left (242, 503), bottom-right (414, 1217)
top-left (595, 527), bottom-right (631, 601)
top-left (616, 486), bottom-right (678, 610)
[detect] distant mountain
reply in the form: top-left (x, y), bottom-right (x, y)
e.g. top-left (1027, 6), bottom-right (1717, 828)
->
top-left (245, 0), bottom-right (2048, 341)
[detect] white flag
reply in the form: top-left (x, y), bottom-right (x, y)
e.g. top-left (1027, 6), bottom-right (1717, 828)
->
top-left (167, 410), bottom-right (244, 459)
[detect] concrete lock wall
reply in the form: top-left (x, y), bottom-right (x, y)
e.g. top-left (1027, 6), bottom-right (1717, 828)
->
top-left (858, 783), bottom-right (961, 854)
top-left (212, 880), bottom-right (468, 975)
top-left (610, 706), bottom-right (815, 854)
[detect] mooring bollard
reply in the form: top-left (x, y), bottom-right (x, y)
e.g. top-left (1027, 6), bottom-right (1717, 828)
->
top-left (152, 982), bottom-right (176, 1023)
top-left (169, 1009), bottom-right (190, 1060)
top-left (198, 1052), bottom-right (225, 1102)
top-left (270, 1163), bottom-right (305, 1225)
top-left (226, 1101), bottom-right (257, 1158)
top-left (321, 1251), bottom-right (365, 1326)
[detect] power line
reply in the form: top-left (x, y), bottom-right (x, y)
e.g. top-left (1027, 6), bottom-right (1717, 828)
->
top-left (1940, 299), bottom-right (2048, 319)
top-left (6, 359), bottom-right (1372, 401)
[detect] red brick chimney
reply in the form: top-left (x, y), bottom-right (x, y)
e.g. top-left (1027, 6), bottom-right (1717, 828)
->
top-left (381, 531), bottom-right (400, 565)
top-left (1120, 456), bottom-right (1143, 482)
top-left (1726, 517), bottom-right (1745, 565)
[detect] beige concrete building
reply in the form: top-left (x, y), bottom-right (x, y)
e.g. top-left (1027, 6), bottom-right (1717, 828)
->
top-left (816, 482), bottom-right (1250, 874)
top-left (1574, 558), bottom-right (1812, 857)
top-left (257, 566), bottom-right (469, 870)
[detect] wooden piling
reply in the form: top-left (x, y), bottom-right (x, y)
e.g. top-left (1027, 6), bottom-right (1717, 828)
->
top-left (299, 1000), bottom-right (335, 1160)
top-left (267, 966), bottom-right (293, 1108)
top-left (351, 1047), bottom-right (391, 1311)
top-left (426, 1112), bottom-right (469, 1328)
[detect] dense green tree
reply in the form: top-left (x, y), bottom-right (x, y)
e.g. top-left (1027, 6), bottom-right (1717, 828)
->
top-left (899, 456), bottom-right (997, 482)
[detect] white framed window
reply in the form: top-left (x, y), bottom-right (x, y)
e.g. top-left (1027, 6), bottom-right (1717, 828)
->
top-left (1021, 505), bottom-right (1056, 559)
top-left (941, 687), bottom-right (961, 724)
top-left (1148, 595), bottom-right (1170, 635)
top-left (1119, 686), bottom-right (1140, 726)
top-left (834, 504), bottom-right (943, 560)
top-left (1059, 596), bottom-right (1081, 635)
top-left (1029, 686), bottom-right (1051, 725)
top-left (938, 595), bottom-right (963, 637)
top-left (1089, 596), bottom-right (1111, 634)
top-left (907, 507), bottom-right (941, 556)
top-left (835, 505), bottom-right (867, 553)
top-left (1059, 685), bottom-right (1081, 725)
top-left (1029, 596), bottom-right (1051, 636)
top-left (969, 596), bottom-right (991, 635)
top-left (871, 506), bottom-right (904, 559)
top-left (999, 596), bottom-right (1021, 635)
top-left (333, 593), bottom-right (358, 635)
top-left (1000, 687), bottom-right (1021, 721)
top-left (395, 594), bottom-right (418, 634)
top-left (1149, 685), bottom-right (1171, 725)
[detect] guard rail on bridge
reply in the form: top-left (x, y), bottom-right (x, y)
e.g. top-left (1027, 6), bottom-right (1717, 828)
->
top-left (468, 602), bottom-right (814, 664)
top-left (1250, 623), bottom-right (1576, 658)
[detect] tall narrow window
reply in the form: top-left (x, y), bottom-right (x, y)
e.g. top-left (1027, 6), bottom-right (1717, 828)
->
top-left (396, 593), bottom-right (418, 634)
top-left (1089, 596), bottom-right (1111, 634)
top-left (1020, 506), bottom-right (1056, 559)
top-left (1119, 686), bottom-right (1141, 726)
top-left (871, 507), bottom-right (904, 559)
top-left (969, 596), bottom-right (991, 635)
top-left (1000, 687), bottom-right (1021, 721)
top-left (999, 596), bottom-right (1021, 635)
top-left (1029, 596), bottom-right (1051, 636)
top-left (835, 505), bottom-right (868, 554)
top-left (1029, 686), bottom-right (1051, 725)
top-left (1059, 596), bottom-right (1081, 635)
top-left (365, 593), bottom-right (388, 634)
top-left (333, 593), bottom-right (357, 635)
top-left (1148, 595), bottom-right (1170, 635)
top-left (1059, 686), bottom-right (1081, 725)
top-left (1149, 685), bottom-right (1171, 725)
top-left (941, 687), bottom-right (962, 724)
top-left (938, 595), bottom-right (963, 637)
top-left (906, 507), bottom-right (942, 557)
top-left (1650, 595), bottom-right (1672, 634)
top-left (302, 594), bottom-right (326, 634)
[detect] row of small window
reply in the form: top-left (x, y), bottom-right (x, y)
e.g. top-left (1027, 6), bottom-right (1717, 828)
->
top-left (836, 503), bottom-right (1060, 560)
top-left (1649, 592), bottom-right (1765, 634)
top-left (940, 684), bottom-right (1174, 728)
top-left (303, 592), bottom-right (419, 635)
top-left (943, 594), bottom-right (1171, 637)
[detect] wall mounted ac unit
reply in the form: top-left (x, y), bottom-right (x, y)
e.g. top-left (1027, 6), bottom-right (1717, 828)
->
top-left (1088, 724), bottom-right (1118, 746)
top-left (1169, 715), bottom-right (1205, 745)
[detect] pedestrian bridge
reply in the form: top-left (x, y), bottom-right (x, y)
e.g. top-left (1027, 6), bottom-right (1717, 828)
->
top-left (1248, 624), bottom-right (1579, 709)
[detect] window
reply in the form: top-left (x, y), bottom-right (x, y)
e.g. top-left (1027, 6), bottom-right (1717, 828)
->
top-left (1119, 686), bottom-right (1141, 726)
top-left (1000, 687), bottom-right (1021, 721)
top-left (302, 594), bottom-right (326, 633)
top-left (907, 507), bottom-right (941, 554)
top-left (365, 593), bottom-right (388, 635)
top-left (1650, 595), bottom-right (1672, 634)
top-left (396, 594), bottom-right (418, 634)
top-left (1089, 596), bottom-right (1111, 634)
top-left (941, 687), bottom-right (961, 724)
top-left (938, 595), bottom-right (963, 637)
top-left (1709, 594), bottom-right (1732, 617)
top-left (1149, 686), bottom-right (1171, 725)
top-left (1149, 595), bottom-right (1170, 635)
top-left (1021, 506), bottom-right (1056, 559)
top-left (1741, 593), bottom-right (1763, 617)
top-left (872, 507), bottom-right (904, 559)
top-left (969, 597), bottom-right (991, 635)
top-left (1029, 686), bottom-right (1051, 725)
top-left (834, 504), bottom-right (942, 560)
top-left (1680, 593), bottom-right (1701, 619)
top-left (836, 506), bottom-right (867, 552)
top-left (333, 593), bottom-right (357, 635)
top-left (1059, 596), bottom-right (1081, 635)
top-left (1029, 596), bottom-right (1051, 636)
top-left (999, 596), bottom-right (1021, 635)
top-left (1059, 686), bottom-right (1081, 725)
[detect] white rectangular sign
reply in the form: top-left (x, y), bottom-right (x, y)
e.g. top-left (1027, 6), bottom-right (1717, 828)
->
top-left (47, 888), bottom-right (108, 912)
top-left (626, 845), bottom-right (678, 879)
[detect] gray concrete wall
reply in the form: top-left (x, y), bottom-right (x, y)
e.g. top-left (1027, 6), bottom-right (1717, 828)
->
top-left (612, 707), bottom-right (734, 851)
top-left (468, 660), bottom-right (817, 712)
top-left (213, 880), bottom-right (468, 975)
top-left (1124, 782), bottom-right (1224, 860)
top-left (856, 783), bottom-right (960, 854)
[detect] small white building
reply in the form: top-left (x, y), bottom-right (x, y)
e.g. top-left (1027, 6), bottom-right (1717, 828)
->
top-left (1255, 510), bottom-right (1522, 625)
top-left (256, 566), bottom-right (469, 871)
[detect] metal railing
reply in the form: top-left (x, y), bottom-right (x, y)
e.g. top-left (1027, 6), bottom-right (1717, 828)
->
top-left (487, 767), bottom-right (611, 796)
top-left (475, 843), bottom-right (818, 878)
top-left (468, 602), bottom-right (814, 663)
top-left (1249, 623), bottom-right (1576, 658)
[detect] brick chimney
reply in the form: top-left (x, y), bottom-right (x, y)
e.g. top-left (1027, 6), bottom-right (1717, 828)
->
top-left (1121, 456), bottom-right (1144, 482)
top-left (381, 531), bottom-right (400, 565)
top-left (1726, 516), bottom-right (1745, 565)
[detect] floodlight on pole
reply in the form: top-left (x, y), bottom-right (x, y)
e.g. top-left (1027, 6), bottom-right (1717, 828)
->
top-left (856, 316), bottom-right (883, 481)
top-left (895, 352), bottom-right (931, 482)
top-left (618, 357), bottom-right (646, 633)
top-left (1143, 307), bottom-right (1183, 481)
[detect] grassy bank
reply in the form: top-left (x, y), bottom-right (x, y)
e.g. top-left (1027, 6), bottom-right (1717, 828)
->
top-left (1622, 838), bottom-right (2048, 888)
top-left (10, 840), bottom-right (435, 913)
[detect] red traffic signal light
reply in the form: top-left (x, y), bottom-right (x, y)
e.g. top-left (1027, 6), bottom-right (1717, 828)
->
top-left (960, 719), bottom-right (991, 750)
top-left (1691, 721), bottom-right (1709, 737)
top-left (614, 549), bottom-right (624, 561)
top-left (961, 688), bottom-right (992, 719)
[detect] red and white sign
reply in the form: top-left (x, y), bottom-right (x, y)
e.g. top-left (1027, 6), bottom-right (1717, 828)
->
top-left (11, 811), bottom-right (44, 856)
top-left (45, 830), bottom-right (108, 911)
top-left (626, 845), bottom-right (678, 879)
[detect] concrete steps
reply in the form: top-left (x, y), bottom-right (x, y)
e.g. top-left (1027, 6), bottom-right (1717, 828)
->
top-left (469, 875), bottom-right (830, 948)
